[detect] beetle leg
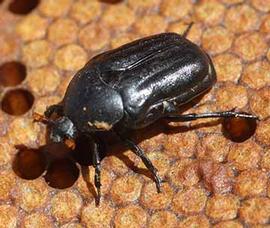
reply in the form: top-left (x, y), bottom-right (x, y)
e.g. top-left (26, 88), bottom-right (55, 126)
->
top-left (92, 141), bottom-right (102, 206)
top-left (116, 133), bottom-right (162, 193)
top-left (166, 110), bottom-right (258, 122)
top-left (44, 104), bottom-right (63, 118)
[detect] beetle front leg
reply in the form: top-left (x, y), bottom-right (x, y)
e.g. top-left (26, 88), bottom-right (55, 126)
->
top-left (92, 141), bottom-right (102, 206)
top-left (166, 110), bottom-right (258, 122)
top-left (116, 133), bottom-right (162, 192)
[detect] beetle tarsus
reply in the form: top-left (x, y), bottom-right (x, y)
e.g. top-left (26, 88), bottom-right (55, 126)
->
top-left (166, 111), bottom-right (259, 122)
top-left (92, 141), bottom-right (102, 206)
top-left (116, 133), bottom-right (162, 193)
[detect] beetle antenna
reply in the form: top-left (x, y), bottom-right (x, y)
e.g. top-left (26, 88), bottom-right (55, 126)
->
top-left (182, 22), bottom-right (194, 38)
top-left (33, 112), bottom-right (55, 126)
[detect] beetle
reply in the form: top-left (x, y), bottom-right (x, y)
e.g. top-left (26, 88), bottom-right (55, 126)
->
top-left (34, 23), bottom-right (257, 205)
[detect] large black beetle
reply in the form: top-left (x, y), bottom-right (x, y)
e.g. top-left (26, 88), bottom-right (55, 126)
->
top-left (34, 24), bottom-right (257, 204)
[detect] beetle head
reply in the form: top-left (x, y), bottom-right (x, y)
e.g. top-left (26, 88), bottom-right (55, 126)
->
top-left (33, 113), bottom-right (78, 149)
top-left (49, 116), bottom-right (78, 144)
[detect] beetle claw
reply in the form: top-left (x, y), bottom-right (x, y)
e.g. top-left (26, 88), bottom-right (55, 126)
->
top-left (155, 176), bottom-right (163, 193)
top-left (95, 188), bottom-right (101, 206)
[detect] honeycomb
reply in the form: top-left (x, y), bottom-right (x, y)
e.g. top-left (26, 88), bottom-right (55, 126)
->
top-left (0, 0), bottom-right (270, 227)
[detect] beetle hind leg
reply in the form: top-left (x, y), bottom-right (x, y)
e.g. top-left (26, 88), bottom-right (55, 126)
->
top-left (116, 133), bottom-right (162, 192)
top-left (166, 110), bottom-right (259, 122)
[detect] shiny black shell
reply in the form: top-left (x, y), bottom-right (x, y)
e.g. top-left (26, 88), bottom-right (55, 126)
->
top-left (63, 33), bottom-right (216, 132)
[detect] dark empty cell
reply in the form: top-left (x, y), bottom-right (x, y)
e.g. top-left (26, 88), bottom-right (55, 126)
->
top-left (222, 115), bottom-right (257, 143)
top-left (13, 146), bottom-right (47, 180)
top-left (0, 0), bottom-right (3, 4)
top-left (1, 89), bottom-right (34, 115)
top-left (0, 61), bottom-right (26, 87)
top-left (8, 0), bottom-right (40, 15)
top-left (44, 159), bottom-right (79, 189)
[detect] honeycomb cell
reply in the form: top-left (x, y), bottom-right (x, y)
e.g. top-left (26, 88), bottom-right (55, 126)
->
top-left (261, 149), bottom-right (270, 170)
top-left (39, 0), bottom-right (72, 17)
top-left (22, 40), bottom-right (52, 68)
top-left (0, 34), bottom-right (20, 61)
top-left (110, 33), bottom-right (138, 49)
top-left (222, 115), bottom-right (257, 143)
top-left (199, 160), bottom-right (234, 194)
top-left (8, 0), bottom-right (40, 15)
top-left (81, 200), bottom-right (114, 228)
top-left (239, 197), bottom-right (270, 225)
top-left (110, 175), bottom-right (143, 205)
top-left (197, 134), bottom-right (231, 162)
top-left (234, 169), bottom-right (268, 198)
top-left (0, 205), bottom-right (18, 228)
top-left (172, 187), bottom-right (207, 215)
top-left (168, 159), bottom-right (200, 188)
top-left (194, 0), bottom-right (225, 26)
top-left (114, 205), bottom-right (148, 228)
top-left (228, 141), bottom-right (262, 171)
top-left (22, 212), bottom-right (53, 228)
top-left (44, 159), bottom-right (79, 189)
top-left (48, 19), bottom-right (79, 47)
top-left (61, 223), bottom-right (83, 228)
top-left (214, 82), bottom-right (248, 111)
top-left (160, 0), bottom-right (192, 21)
top-left (0, 61), bottom-right (26, 87)
top-left (178, 215), bottom-right (210, 228)
top-left (54, 44), bottom-right (87, 71)
top-left (148, 211), bottom-right (178, 228)
top-left (241, 61), bottom-right (270, 89)
top-left (2, 89), bottom-right (34, 116)
top-left (140, 182), bottom-right (174, 210)
top-left (133, 15), bottom-right (168, 36)
top-left (0, 142), bottom-right (13, 166)
top-left (70, 0), bottom-right (102, 25)
top-left (163, 131), bottom-right (198, 159)
top-left (221, 0), bottom-right (244, 5)
top-left (79, 23), bottom-right (111, 51)
top-left (136, 151), bottom-right (171, 179)
top-left (101, 4), bottom-right (135, 32)
top-left (27, 67), bottom-right (61, 96)
top-left (249, 87), bottom-right (270, 119)
top-left (202, 26), bottom-right (233, 55)
top-left (102, 149), bottom-right (137, 175)
top-left (8, 118), bottom-right (40, 145)
top-left (12, 146), bottom-right (46, 180)
top-left (250, 0), bottom-right (270, 12)
top-left (224, 4), bottom-right (259, 33)
top-left (213, 220), bottom-right (243, 228)
top-left (16, 14), bottom-right (48, 42)
top-left (255, 118), bottom-right (270, 147)
top-left (233, 32), bottom-right (267, 62)
top-left (213, 53), bottom-right (242, 82)
top-left (260, 15), bottom-right (270, 37)
top-left (206, 194), bottom-right (240, 221)
top-left (127, 0), bottom-right (160, 12)
top-left (15, 179), bottom-right (49, 212)
top-left (0, 170), bottom-right (16, 201)
top-left (51, 191), bottom-right (82, 224)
